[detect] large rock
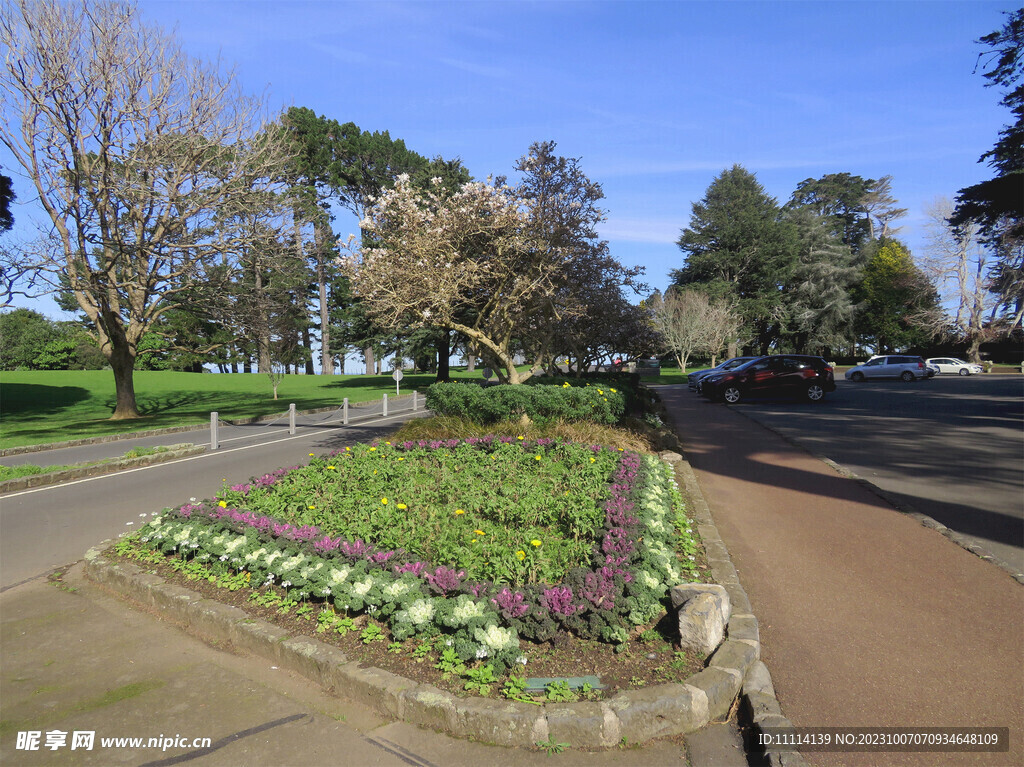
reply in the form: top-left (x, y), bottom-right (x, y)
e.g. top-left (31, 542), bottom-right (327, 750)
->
top-left (670, 583), bottom-right (731, 655)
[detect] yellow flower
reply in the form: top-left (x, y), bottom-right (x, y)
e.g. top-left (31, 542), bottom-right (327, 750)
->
top-left (345, 447), bottom-right (350, 451)
top-left (516, 550), bottom-right (526, 561)
top-left (472, 539), bottom-right (478, 543)
top-left (474, 529), bottom-right (485, 535)
top-left (610, 388), bottom-right (617, 393)
top-left (327, 465), bottom-right (336, 470)
top-left (218, 500), bottom-right (227, 508)
top-left (385, 441), bottom-right (392, 445)
top-left (530, 539), bottom-right (541, 547)
top-left (308, 505), bottom-right (316, 510)
top-left (455, 509), bottom-right (465, 515)
top-left (381, 497), bottom-right (388, 505)
top-left (397, 503), bottom-right (408, 510)
top-left (597, 389), bottom-right (603, 395)
top-left (535, 455), bottom-right (541, 461)
top-left (517, 435), bottom-right (524, 440)
top-left (562, 382), bottom-right (570, 388)
top-left (590, 457), bottom-right (596, 463)
top-left (309, 453), bottom-right (315, 457)
top-left (369, 447), bottom-right (377, 451)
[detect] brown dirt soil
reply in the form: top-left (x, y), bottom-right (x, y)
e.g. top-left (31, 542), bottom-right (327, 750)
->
top-left (112, 548), bottom-right (710, 703)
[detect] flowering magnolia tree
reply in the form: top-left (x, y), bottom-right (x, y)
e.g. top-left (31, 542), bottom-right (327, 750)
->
top-left (345, 174), bottom-right (559, 384)
top-left (345, 142), bottom-right (644, 383)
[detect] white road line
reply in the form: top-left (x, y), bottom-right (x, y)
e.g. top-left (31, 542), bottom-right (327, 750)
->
top-left (0, 411), bottom-right (421, 501)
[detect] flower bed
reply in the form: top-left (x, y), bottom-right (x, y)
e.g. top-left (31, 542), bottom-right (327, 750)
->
top-left (132, 437), bottom-right (699, 673)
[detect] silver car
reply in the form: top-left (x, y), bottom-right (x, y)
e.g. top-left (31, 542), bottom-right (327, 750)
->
top-left (925, 357), bottom-right (984, 376)
top-left (845, 355), bottom-right (929, 382)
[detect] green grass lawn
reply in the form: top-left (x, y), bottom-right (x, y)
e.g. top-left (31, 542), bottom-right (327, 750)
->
top-left (0, 369), bottom-right (483, 449)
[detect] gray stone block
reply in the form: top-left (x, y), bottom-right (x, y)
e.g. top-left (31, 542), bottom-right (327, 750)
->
top-left (708, 639), bottom-right (758, 677)
top-left (687, 667), bottom-right (742, 721)
top-left (743, 660), bottom-right (775, 697)
top-left (671, 584), bottom-right (731, 655)
top-left (742, 690), bottom-right (782, 722)
top-left (606, 683), bottom-right (708, 741)
top-left (279, 635), bottom-right (347, 685)
top-left (148, 582), bottom-right (199, 626)
top-left (187, 598), bottom-right (250, 645)
top-left (545, 701), bottom-right (617, 747)
top-left (329, 662), bottom-right (415, 719)
top-left (400, 684), bottom-right (457, 732)
top-left (727, 612), bottom-right (759, 645)
top-left (228, 618), bottom-right (290, 661)
top-left (449, 696), bottom-right (546, 747)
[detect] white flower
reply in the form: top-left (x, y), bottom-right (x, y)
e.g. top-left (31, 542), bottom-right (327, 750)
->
top-left (351, 577), bottom-right (374, 597)
top-left (474, 624), bottom-right (517, 652)
top-left (516, 655), bottom-right (527, 666)
top-left (406, 599), bottom-right (435, 625)
top-left (281, 580), bottom-right (291, 588)
top-left (329, 567), bottom-right (351, 585)
top-left (281, 554), bottom-right (306, 571)
top-left (451, 597), bottom-right (486, 625)
top-left (476, 646), bottom-right (489, 659)
top-left (384, 580), bottom-right (411, 599)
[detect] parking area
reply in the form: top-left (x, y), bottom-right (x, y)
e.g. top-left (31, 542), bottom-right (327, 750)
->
top-left (700, 374), bottom-right (1024, 573)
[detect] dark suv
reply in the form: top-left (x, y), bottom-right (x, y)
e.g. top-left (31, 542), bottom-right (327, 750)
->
top-left (700, 355), bottom-right (836, 404)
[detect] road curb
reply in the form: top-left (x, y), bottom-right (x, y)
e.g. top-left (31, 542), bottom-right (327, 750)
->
top-left (0, 444), bottom-right (206, 493)
top-left (80, 451), bottom-right (759, 751)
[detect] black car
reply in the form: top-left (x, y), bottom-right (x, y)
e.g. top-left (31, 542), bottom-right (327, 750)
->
top-left (700, 355), bottom-right (836, 404)
top-left (687, 356), bottom-right (757, 391)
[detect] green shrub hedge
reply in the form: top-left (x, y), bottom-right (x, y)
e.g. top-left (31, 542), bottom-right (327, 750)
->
top-left (426, 381), bottom-right (626, 425)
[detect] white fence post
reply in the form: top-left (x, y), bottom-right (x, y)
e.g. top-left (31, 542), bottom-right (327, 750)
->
top-left (383, 393), bottom-right (388, 417)
top-left (343, 398), bottom-right (349, 425)
top-left (210, 412), bottom-right (219, 450)
top-left (412, 390), bottom-right (418, 411)
top-left (289, 403), bottom-right (296, 435)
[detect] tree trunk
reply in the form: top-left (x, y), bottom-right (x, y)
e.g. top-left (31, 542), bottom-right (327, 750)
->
top-left (314, 222), bottom-right (334, 375)
top-left (364, 346), bottom-right (375, 375)
top-left (109, 343), bottom-right (141, 419)
top-left (303, 326), bottom-right (315, 375)
top-left (436, 329), bottom-right (451, 382)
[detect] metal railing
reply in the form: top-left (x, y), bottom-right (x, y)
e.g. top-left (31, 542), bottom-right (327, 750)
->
top-left (208, 391), bottom-right (421, 450)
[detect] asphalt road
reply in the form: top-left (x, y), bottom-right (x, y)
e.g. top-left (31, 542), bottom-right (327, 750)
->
top-left (694, 374), bottom-right (1024, 574)
top-left (0, 406), bottom-right (427, 591)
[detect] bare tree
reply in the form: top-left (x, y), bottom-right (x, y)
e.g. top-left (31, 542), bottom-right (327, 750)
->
top-left (0, 0), bottom-right (291, 418)
top-left (647, 288), bottom-right (740, 372)
top-left (919, 197), bottom-right (996, 361)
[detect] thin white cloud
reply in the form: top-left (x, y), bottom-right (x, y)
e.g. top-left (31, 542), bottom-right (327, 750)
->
top-left (600, 216), bottom-right (681, 245)
top-left (438, 57), bottom-right (508, 79)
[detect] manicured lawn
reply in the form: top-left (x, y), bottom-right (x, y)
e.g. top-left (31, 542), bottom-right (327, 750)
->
top-left (0, 369), bottom-right (483, 449)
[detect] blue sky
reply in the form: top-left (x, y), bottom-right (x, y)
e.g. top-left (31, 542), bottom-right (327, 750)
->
top-left (4, 0), bottom-right (1014, 314)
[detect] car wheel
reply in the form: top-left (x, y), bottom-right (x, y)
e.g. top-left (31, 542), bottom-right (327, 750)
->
top-left (900, 371), bottom-right (915, 382)
top-left (959, 368), bottom-right (970, 376)
top-left (806, 383), bottom-right (825, 402)
top-left (850, 371), bottom-right (865, 382)
top-left (722, 386), bottom-right (742, 404)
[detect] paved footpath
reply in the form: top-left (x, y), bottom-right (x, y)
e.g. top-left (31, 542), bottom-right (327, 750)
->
top-left (658, 385), bottom-right (1024, 767)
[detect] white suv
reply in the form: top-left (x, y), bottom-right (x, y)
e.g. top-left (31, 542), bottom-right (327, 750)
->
top-left (845, 355), bottom-right (930, 382)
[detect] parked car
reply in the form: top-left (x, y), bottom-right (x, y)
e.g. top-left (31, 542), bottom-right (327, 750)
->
top-left (844, 355), bottom-right (929, 382)
top-left (925, 357), bottom-right (984, 376)
top-left (700, 355), bottom-right (836, 403)
top-left (687, 356), bottom-right (757, 391)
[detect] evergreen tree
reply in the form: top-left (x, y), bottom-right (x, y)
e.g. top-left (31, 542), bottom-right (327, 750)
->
top-left (671, 165), bottom-right (797, 353)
